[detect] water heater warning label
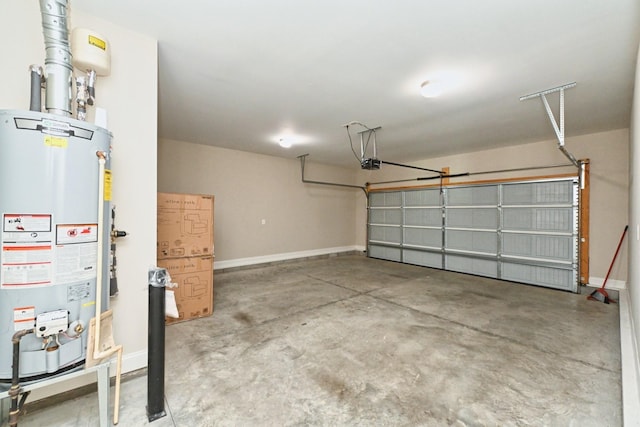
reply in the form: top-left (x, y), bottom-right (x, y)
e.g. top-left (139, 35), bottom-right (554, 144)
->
top-left (104, 170), bottom-right (112, 201)
top-left (14, 306), bottom-right (36, 332)
top-left (55, 224), bottom-right (98, 284)
top-left (1, 214), bottom-right (53, 289)
top-left (3, 214), bottom-right (51, 233)
top-left (56, 224), bottom-right (98, 245)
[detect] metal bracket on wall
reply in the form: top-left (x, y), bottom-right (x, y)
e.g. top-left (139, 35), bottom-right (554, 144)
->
top-left (520, 82), bottom-right (586, 189)
top-left (519, 83), bottom-right (579, 163)
top-left (297, 154), bottom-right (368, 194)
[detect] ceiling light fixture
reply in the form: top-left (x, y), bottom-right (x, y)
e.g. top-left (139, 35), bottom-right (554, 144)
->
top-left (279, 138), bottom-right (292, 148)
top-left (420, 80), bottom-right (443, 98)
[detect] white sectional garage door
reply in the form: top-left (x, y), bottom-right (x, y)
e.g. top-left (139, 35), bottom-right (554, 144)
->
top-left (368, 177), bottom-right (580, 292)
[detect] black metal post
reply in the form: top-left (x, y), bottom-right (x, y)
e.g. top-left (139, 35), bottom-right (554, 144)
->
top-left (147, 268), bottom-right (167, 422)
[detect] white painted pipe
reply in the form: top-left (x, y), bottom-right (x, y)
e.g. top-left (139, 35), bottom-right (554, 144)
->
top-left (93, 151), bottom-right (123, 425)
top-left (94, 152), bottom-right (106, 358)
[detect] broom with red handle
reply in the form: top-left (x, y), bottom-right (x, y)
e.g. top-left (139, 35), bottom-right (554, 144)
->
top-left (588, 225), bottom-right (628, 304)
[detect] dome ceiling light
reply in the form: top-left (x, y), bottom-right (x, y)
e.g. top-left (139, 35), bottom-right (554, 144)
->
top-left (420, 80), bottom-right (443, 98)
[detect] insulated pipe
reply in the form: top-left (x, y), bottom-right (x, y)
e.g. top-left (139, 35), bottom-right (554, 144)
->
top-left (39, 0), bottom-right (73, 116)
top-left (8, 329), bottom-right (35, 427)
top-left (29, 65), bottom-right (43, 112)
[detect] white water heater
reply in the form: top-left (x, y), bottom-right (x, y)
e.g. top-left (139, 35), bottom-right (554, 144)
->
top-left (0, 109), bottom-right (112, 382)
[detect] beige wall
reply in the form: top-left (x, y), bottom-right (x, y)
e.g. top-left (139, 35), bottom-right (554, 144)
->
top-left (158, 139), bottom-right (360, 263)
top-left (160, 127), bottom-right (629, 285)
top-left (358, 128), bottom-right (630, 284)
top-left (1, 2), bottom-right (157, 397)
top-left (627, 40), bottom-right (640, 421)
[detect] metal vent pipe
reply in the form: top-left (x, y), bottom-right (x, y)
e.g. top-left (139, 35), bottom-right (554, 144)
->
top-left (39, 0), bottom-right (73, 116)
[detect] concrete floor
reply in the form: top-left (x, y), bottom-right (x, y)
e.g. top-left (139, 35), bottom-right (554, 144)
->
top-left (5, 254), bottom-right (621, 426)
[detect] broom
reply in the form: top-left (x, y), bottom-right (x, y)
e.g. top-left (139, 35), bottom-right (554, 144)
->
top-left (588, 225), bottom-right (628, 304)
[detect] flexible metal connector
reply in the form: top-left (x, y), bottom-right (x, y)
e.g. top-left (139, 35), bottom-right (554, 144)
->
top-left (87, 70), bottom-right (97, 106)
top-left (40, 0), bottom-right (73, 116)
top-left (75, 76), bottom-right (88, 121)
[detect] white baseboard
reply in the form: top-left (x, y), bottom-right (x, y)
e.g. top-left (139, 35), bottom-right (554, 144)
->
top-left (620, 289), bottom-right (640, 426)
top-left (588, 276), bottom-right (627, 290)
top-left (114, 348), bottom-right (147, 374)
top-left (214, 245), bottom-right (362, 270)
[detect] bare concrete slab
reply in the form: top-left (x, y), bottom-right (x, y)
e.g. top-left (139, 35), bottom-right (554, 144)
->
top-left (12, 255), bottom-right (621, 426)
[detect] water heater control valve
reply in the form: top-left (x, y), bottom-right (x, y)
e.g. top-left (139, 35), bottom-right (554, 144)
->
top-left (35, 310), bottom-right (70, 338)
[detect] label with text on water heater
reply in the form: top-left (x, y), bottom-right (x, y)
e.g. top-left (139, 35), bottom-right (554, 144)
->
top-left (56, 224), bottom-right (98, 245)
top-left (55, 224), bottom-right (98, 284)
top-left (104, 169), bottom-right (112, 201)
top-left (44, 135), bottom-right (68, 148)
top-left (3, 214), bottom-right (51, 233)
top-left (1, 214), bottom-right (53, 289)
top-left (41, 118), bottom-right (71, 132)
top-left (13, 306), bottom-right (36, 332)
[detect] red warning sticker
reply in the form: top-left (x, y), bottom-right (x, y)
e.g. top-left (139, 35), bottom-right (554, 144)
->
top-left (56, 224), bottom-right (98, 245)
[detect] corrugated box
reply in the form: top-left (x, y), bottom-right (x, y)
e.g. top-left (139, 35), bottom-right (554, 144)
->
top-left (159, 256), bottom-right (214, 323)
top-left (157, 193), bottom-right (214, 260)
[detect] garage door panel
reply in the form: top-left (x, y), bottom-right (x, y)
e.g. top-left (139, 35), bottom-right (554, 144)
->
top-left (446, 185), bottom-right (498, 206)
top-left (502, 233), bottom-right (574, 261)
top-left (503, 181), bottom-right (574, 205)
top-left (369, 192), bottom-right (402, 207)
top-left (501, 262), bottom-right (575, 291)
top-left (369, 225), bottom-right (402, 244)
top-left (405, 208), bottom-right (441, 227)
top-left (446, 230), bottom-right (497, 254)
top-left (404, 227), bottom-right (442, 247)
top-left (503, 207), bottom-right (573, 232)
top-left (369, 208), bottom-right (402, 225)
top-left (403, 249), bottom-right (442, 268)
top-left (369, 245), bottom-right (402, 262)
top-left (404, 189), bottom-right (440, 207)
top-left (445, 208), bottom-right (498, 229)
top-left (445, 254), bottom-right (498, 278)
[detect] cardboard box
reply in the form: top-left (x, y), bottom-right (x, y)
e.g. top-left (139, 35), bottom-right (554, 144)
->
top-left (157, 193), bottom-right (214, 260)
top-left (159, 256), bottom-right (214, 323)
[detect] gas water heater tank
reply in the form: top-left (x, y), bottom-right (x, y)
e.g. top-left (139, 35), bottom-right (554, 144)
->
top-left (0, 109), bottom-right (111, 383)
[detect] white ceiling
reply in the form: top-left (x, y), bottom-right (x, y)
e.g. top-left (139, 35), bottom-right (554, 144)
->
top-left (74, 0), bottom-right (640, 168)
